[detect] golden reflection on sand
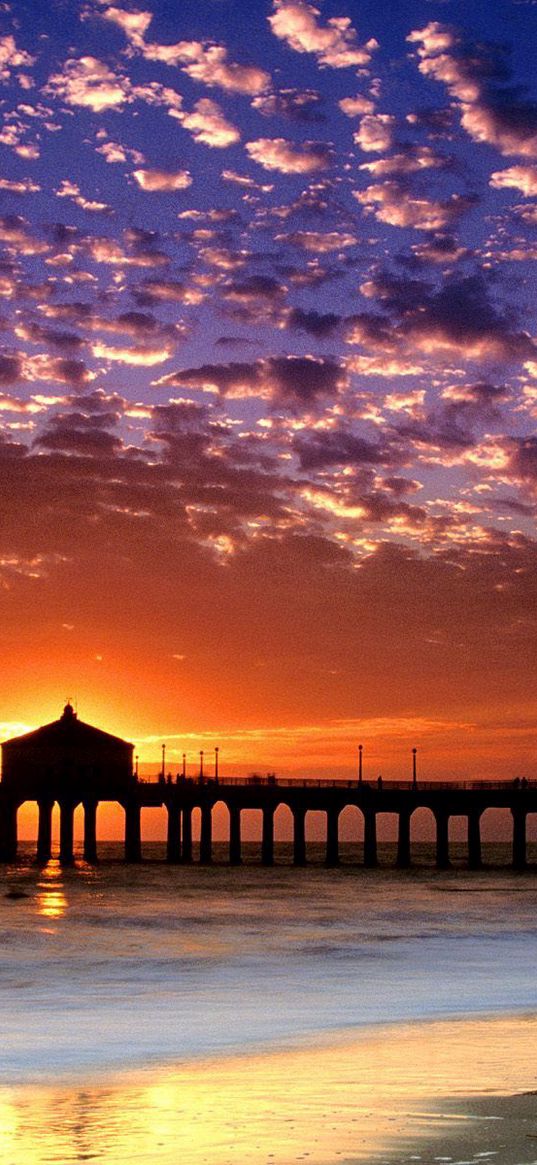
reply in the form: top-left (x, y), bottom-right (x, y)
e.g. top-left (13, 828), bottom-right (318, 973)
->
top-left (1, 1014), bottom-right (536, 1165)
top-left (36, 861), bottom-right (67, 920)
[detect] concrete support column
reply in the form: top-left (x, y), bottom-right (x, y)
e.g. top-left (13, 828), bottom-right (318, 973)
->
top-left (467, 810), bottom-right (482, 870)
top-left (37, 800), bottom-right (53, 862)
top-left (166, 805), bottom-right (181, 863)
top-left (293, 806), bottom-right (306, 866)
top-left (261, 806), bottom-right (274, 866)
top-left (200, 803), bottom-right (212, 864)
top-left (182, 807), bottom-right (193, 863)
top-left (325, 808), bottom-right (339, 867)
top-left (59, 801), bottom-right (75, 865)
top-left (512, 809), bottom-right (527, 871)
top-left (435, 811), bottom-right (450, 869)
top-left (396, 811), bottom-right (411, 869)
top-left (125, 801), bottom-right (142, 862)
top-left (83, 800), bottom-right (98, 863)
top-left (229, 806), bottom-right (242, 865)
top-left (363, 809), bottom-right (377, 867)
top-left (0, 800), bottom-right (18, 862)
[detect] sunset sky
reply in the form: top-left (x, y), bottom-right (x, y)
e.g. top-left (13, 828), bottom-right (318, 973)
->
top-left (0, 0), bottom-right (536, 780)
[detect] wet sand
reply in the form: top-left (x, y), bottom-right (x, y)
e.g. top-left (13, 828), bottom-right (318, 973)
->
top-left (393, 1091), bottom-right (537, 1165)
top-left (1, 1013), bottom-right (536, 1164)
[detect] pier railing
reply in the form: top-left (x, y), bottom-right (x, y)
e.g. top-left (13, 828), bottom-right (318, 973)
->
top-left (137, 775), bottom-right (535, 790)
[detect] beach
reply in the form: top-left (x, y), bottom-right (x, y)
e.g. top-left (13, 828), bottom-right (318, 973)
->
top-left (0, 844), bottom-right (536, 1163)
top-left (1, 1015), bottom-right (537, 1164)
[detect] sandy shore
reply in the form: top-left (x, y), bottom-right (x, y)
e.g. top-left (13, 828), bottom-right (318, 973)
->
top-left (1, 1014), bottom-right (536, 1163)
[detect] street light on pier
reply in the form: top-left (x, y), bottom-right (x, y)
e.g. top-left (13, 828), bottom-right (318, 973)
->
top-left (182, 752), bottom-right (186, 779)
top-left (412, 747), bottom-right (417, 788)
top-left (358, 743), bottom-right (363, 784)
top-left (199, 749), bottom-right (204, 780)
top-left (215, 746), bottom-right (219, 782)
top-left (161, 743), bottom-right (166, 779)
top-left (135, 754), bottom-right (139, 779)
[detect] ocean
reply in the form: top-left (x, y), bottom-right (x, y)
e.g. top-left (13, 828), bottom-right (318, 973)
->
top-left (1, 843), bottom-right (536, 1164)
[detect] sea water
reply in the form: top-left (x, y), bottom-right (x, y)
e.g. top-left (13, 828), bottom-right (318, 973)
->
top-left (0, 842), bottom-right (536, 1084)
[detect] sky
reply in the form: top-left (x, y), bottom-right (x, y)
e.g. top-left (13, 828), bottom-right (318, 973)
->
top-left (0, 0), bottom-right (536, 780)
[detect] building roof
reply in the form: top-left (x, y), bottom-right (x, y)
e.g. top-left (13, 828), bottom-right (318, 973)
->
top-left (2, 703), bottom-right (133, 751)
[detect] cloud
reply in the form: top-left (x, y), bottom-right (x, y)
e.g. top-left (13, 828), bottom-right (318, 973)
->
top-left (354, 114), bottom-right (395, 153)
top-left (294, 428), bottom-right (390, 470)
top-left (276, 229), bottom-right (357, 251)
top-left (0, 214), bottom-right (49, 255)
top-left (268, 1), bottom-right (378, 69)
top-left (346, 272), bottom-right (534, 365)
top-left (359, 145), bottom-right (447, 177)
top-left (92, 341), bottom-right (174, 365)
top-left (408, 21), bottom-right (537, 158)
top-left (0, 34), bottom-right (35, 83)
top-left (95, 5), bottom-right (270, 95)
top-left (84, 235), bottom-right (169, 266)
top-left (133, 278), bottom-right (203, 306)
top-left (155, 354), bottom-right (346, 407)
top-left (354, 182), bottom-right (471, 231)
top-left (410, 234), bottom-right (469, 265)
top-left (0, 177), bottom-right (40, 194)
top-left (45, 56), bottom-right (132, 112)
top-left (132, 168), bottom-right (192, 192)
top-left (286, 307), bottom-right (341, 337)
top-left (399, 277), bottom-right (535, 361)
top-left (96, 139), bottom-right (145, 165)
top-left (339, 95), bottom-right (375, 117)
top-left (55, 179), bottom-right (111, 213)
top-left (179, 99), bottom-right (240, 148)
top-left (245, 137), bottom-right (332, 173)
top-left (252, 88), bottom-right (323, 122)
top-left (506, 437), bottom-right (537, 493)
top-left (490, 164), bottom-right (537, 197)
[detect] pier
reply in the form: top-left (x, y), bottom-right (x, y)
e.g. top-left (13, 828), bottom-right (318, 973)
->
top-left (1, 706), bottom-right (535, 869)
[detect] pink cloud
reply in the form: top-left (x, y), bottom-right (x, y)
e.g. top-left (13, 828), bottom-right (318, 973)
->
top-left (269, 1), bottom-right (377, 69)
top-left (354, 114), bottom-right (395, 153)
top-left (408, 22), bottom-right (537, 159)
top-left (245, 137), bottom-right (332, 173)
top-left (355, 182), bottom-right (470, 231)
top-left (45, 56), bottom-right (132, 112)
top-left (178, 99), bottom-right (240, 148)
top-left (132, 168), bottom-right (192, 192)
top-left (490, 165), bottom-right (537, 197)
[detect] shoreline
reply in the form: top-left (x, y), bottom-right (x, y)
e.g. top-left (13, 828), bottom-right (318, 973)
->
top-left (1, 1005), bottom-right (537, 1089)
top-left (1, 1012), bottom-right (536, 1163)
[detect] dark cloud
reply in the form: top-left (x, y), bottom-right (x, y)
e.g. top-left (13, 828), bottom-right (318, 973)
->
top-left (286, 307), bottom-right (341, 337)
top-left (251, 88), bottom-right (324, 122)
top-left (156, 355), bottom-right (345, 408)
top-left (294, 429), bottom-right (393, 470)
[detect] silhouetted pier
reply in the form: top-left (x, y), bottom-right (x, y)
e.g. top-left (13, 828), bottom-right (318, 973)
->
top-left (1, 706), bottom-right (535, 869)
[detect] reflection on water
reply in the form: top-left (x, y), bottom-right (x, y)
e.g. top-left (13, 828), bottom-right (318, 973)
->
top-left (0, 1014), bottom-right (536, 1165)
top-left (36, 861), bottom-right (67, 920)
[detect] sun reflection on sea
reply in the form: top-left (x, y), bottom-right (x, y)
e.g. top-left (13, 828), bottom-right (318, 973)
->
top-left (0, 1015), bottom-right (536, 1165)
top-left (36, 861), bottom-right (67, 919)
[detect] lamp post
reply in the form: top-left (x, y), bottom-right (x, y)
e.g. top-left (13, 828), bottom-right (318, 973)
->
top-left (358, 743), bottom-right (363, 784)
top-left (161, 743), bottom-right (166, 779)
top-left (135, 754), bottom-right (139, 779)
top-left (412, 747), bottom-right (417, 788)
top-left (215, 746), bottom-right (219, 782)
top-left (199, 750), bottom-right (204, 780)
top-left (182, 752), bottom-right (186, 779)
